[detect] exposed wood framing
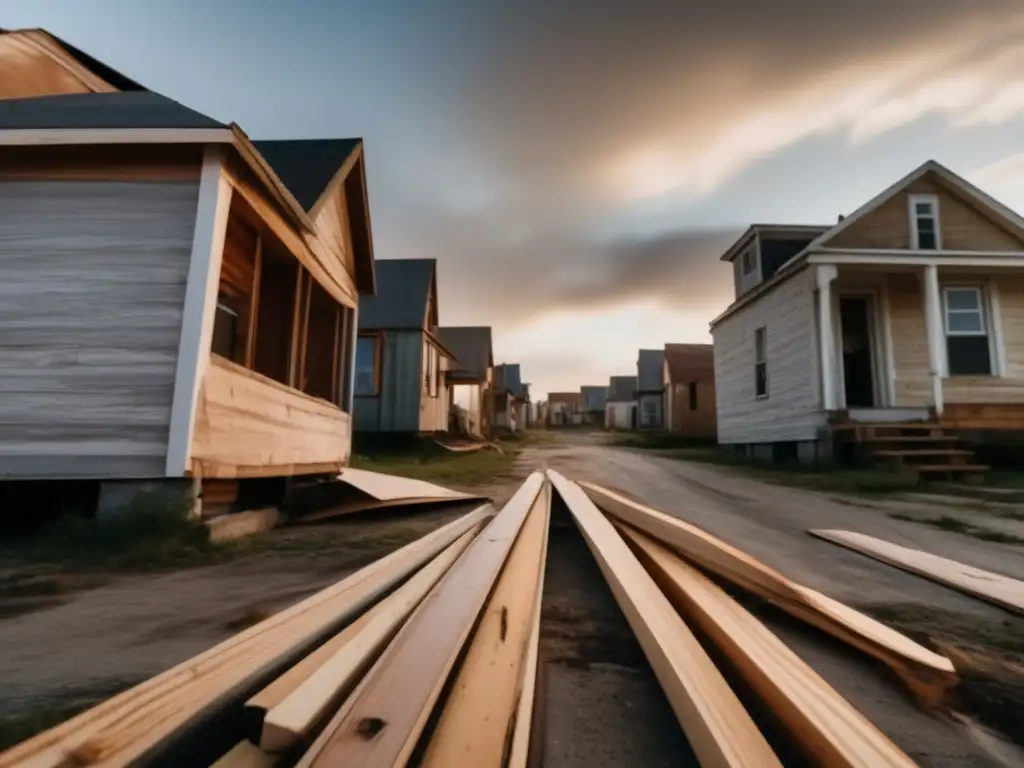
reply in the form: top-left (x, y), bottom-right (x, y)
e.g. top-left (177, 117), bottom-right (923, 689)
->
top-left (306, 472), bottom-right (546, 767)
top-left (548, 470), bottom-right (782, 767)
top-left (421, 482), bottom-right (552, 767)
top-left (244, 235), bottom-right (263, 368)
top-left (810, 529), bottom-right (1024, 615)
top-left (165, 147), bottom-right (233, 477)
top-left (580, 482), bottom-right (958, 706)
top-left (0, 506), bottom-right (492, 768)
top-left (621, 526), bottom-right (917, 767)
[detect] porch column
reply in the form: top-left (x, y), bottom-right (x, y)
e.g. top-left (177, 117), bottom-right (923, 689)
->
top-left (816, 264), bottom-right (838, 410)
top-left (922, 264), bottom-right (945, 417)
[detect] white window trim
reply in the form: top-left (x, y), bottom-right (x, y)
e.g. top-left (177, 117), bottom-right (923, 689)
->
top-left (942, 286), bottom-right (986, 337)
top-left (908, 193), bottom-right (941, 251)
top-left (741, 246), bottom-right (759, 277)
top-left (941, 284), bottom-right (1003, 377)
top-left (754, 326), bottom-right (769, 399)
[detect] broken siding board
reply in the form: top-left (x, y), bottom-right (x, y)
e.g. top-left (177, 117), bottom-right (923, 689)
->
top-left (190, 355), bottom-right (351, 478)
top-left (809, 530), bottom-right (1024, 615)
top-left (548, 470), bottom-right (782, 768)
top-left (621, 526), bottom-right (917, 768)
top-left (420, 483), bottom-right (551, 767)
top-left (0, 179), bottom-right (198, 479)
top-left (712, 268), bottom-right (823, 444)
top-left (308, 472), bottom-right (545, 767)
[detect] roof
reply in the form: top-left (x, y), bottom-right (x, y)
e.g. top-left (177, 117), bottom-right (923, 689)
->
top-left (608, 375), bottom-right (637, 402)
top-left (0, 91), bottom-right (225, 130)
top-left (0, 27), bottom-right (147, 91)
top-left (253, 138), bottom-right (361, 212)
top-left (664, 343), bottom-right (714, 382)
top-left (439, 326), bottom-right (494, 381)
top-left (548, 392), bottom-right (583, 406)
top-left (580, 385), bottom-right (608, 411)
top-left (637, 349), bottom-right (664, 391)
top-left (494, 363), bottom-right (524, 398)
top-left (358, 259), bottom-right (435, 331)
top-left (719, 223), bottom-right (830, 263)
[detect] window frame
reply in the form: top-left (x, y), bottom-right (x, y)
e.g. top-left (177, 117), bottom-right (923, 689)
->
top-left (908, 193), bottom-right (941, 251)
top-left (211, 298), bottom-right (240, 362)
top-left (354, 334), bottom-right (382, 396)
top-left (424, 340), bottom-right (440, 398)
top-left (754, 326), bottom-right (768, 399)
top-left (942, 286), bottom-right (995, 377)
top-left (741, 247), bottom-right (758, 277)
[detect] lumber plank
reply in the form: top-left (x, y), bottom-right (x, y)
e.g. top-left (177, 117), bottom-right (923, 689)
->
top-left (621, 525), bottom-right (918, 767)
top-left (548, 470), bottom-right (782, 768)
top-left (209, 739), bottom-right (276, 768)
top-left (260, 526), bottom-right (478, 752)
top-left (0, 505), bottom-right (492, 768)
top-left (420, 482), bottom-right (551, 767)
top-left (809, 529), bottom-right (1024, 615)
top-left (307, 472), bottom-right (546, 767)
top-left (580, 481), bottom-right (958, 707)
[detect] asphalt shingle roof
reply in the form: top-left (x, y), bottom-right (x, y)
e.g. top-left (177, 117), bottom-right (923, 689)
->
top-left (358, 258), bottom-right (435, 331)
top-left (0, 91), bottom-right (225, 131)
top-left (664, 343), bottom-right (715, 382)
top-left (439, 327), bottom-right (493, 381)
top-left (254, 138), bottom-right (361, 212)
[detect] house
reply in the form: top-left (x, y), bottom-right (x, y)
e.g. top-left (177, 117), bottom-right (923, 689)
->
top-left (663, 344), bottom-right (716, 441)
top-left (0, 90), bottom-right (376, 514)
top-left (353, 259), bottom-right (456, 434)
top-left (604, 376), bottom-right (638, 430)
top-left (581, 386), bottom-right (608, 424)
top-left (520, 383), bottom-right (533, 428)
top-left (439, 326), bottom-right (495, 437)
top-left (710, 159), bottom-right (1024, 474)
top-left (494, 363), bottom-right (528, 432)
top-left (547, 392), bottom-right (584, 426)
top-left (0, 27), bottom-right (147, 98)
top-left (636, 349), bottom-right (665, 429)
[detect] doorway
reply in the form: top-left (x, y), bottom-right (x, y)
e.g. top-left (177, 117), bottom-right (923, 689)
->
top-left (838, 296), bottom-right (876, 408)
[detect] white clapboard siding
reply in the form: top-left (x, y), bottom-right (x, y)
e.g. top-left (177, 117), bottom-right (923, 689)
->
top-left (712, 268), bottom-right (824, 444)
top-left (0, 180), bottom-right (200, 478)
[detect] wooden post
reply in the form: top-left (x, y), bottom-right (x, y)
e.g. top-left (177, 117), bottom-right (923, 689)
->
top-left (923, 264), bottom-right (944, 417)
top-left (816, 264), bottom-right (838, 411)
top-left (244, 234), bottom-right (262, 369)
top-left (330, 306), bottom-right (342, 404)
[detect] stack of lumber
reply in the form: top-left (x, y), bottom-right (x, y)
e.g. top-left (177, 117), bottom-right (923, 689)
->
top-left (0, 472), bottom-right (550, 768)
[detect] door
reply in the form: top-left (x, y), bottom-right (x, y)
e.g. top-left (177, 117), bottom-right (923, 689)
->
top-left (838, 296), bottom-right (875, 408)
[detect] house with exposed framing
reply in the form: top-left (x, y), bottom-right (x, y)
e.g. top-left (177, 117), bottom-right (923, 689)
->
top-left (0, 90), bottom-right (376, 513)
top-left (353, 259), bottom-right (457, 434)
top-left (710, 160), bottom-right (1024, 478)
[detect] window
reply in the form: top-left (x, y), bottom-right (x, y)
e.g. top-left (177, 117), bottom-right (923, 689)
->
top-left (688, 382), bottom-right (698, 411)
top-left (910, 194), bottom-right (940, 251)
top-left (211, 299), bottom-right (239, 361)
top-left (754, 326), bottom-right (768, 398)
top-left (355, 335), bottom-right (380, 395)
top-left (943, 287), bottom-right (992, 375)
top-left (741, 247), bottom-right (758, 276)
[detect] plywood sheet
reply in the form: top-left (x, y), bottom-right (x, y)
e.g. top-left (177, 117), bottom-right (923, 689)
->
top-left (810, 529), bottom-right (1024, 615)
top-left (307, 472), bottom-right (545, 767)
top-left (622, 525), bottom-right (916, 768)
top-left (549, 470), bottom-right (782, 768)
top-left (580, 481), bottom-right (957, 707)
top-left (337, 467), bottom-right (476, 502)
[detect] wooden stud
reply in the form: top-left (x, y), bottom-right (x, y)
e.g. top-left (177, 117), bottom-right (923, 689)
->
top-left (330, 306), bottom-right (342, 405)
top-left (245, 234), bottom-right (263, 369)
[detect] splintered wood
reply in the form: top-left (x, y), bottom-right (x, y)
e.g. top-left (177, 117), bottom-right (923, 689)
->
top-left (548, 470), bottom-right (783, 768)
top-left (579, 480), bottom-right (958, 707)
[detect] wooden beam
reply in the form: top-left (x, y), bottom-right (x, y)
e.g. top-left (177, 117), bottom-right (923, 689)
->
top-left (0, 506), bottom-right (493, 768)
top-left (209, 740), bottom-right (275, 768)
top-left (261, 527), bottom-right (479, 752)
top-left (306, 472), bottom-right (546, 767)
top-left (297, 271), bottom-right (313, 391)
top-left (0, 128), bottom-right (232, 146)
top-left (809, 529), bottom-right (1024, 615)
top-left (245, 234), bottom-right (263, 369)
top-left (420, 483), bottom-right (551, 767)
top-left (621, 525), bottom-right (917, 767)
top-left (548, 470), bottom-right (782, 768)
top-left (330, 305), bottom-right (342, 404)
top-left (579, 482), bottom-right (958, 707)
top-left (165, 146), bottom-right (233, 477)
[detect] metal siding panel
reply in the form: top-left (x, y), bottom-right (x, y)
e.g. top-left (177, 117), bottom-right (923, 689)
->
top-left (0, 179), bottom-right (199, 478)
top-left (352, 396), bottom-right (381, 432)
top-left (377, 331), bottom-right (422, 432)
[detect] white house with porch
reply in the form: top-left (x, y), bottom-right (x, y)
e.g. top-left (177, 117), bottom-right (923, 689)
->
top-left (710, 160), bottom-right (1024, 473)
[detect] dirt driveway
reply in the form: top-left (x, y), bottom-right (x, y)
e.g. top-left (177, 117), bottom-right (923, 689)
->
top-left (2, 432), bottom-right (1023, 766)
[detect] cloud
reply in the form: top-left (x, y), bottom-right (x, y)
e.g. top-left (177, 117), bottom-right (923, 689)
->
top-left (971, 152), bottom-right (1024, 192)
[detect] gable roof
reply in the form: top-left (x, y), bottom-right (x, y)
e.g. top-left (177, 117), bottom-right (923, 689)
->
top-left (664, 343), bottom-right (714, 382)
top-left (358, 258), bottom-right (435, 330)
top-left (608, 375), bottom-right (637, 402)
top-left (253, 138), bottom-right (361, 212)
top-left (494, 363), bottom-right (524, 397)
top-left (0, 91), bottom-right (225, 131)
top-left (0, 27), bottom-right (147, 92)
top-left (439, 326), bottom-right (493, 381)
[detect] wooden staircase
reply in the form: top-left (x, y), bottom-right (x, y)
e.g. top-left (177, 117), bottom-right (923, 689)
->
top-left (832, 422), bottom-right (989, 483)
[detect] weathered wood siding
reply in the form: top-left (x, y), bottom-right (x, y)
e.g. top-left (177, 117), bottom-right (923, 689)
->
top-left (887, 271), bottom-right (1024, 406)
top-left (419, 341), bottom-right (450, 432)
top-left (667, 381), bottom-right (717, 440)
top-left (191, 355), bottom-right (351, 477)
top-left (0, 179), bottom-right (199, 478)
top-left (713, 268), bottom-right (823, 444)
top-left (313, 185), bottom-right (357, 282)
top-left (0, 31), bottom-right (114, 98)
top-left (353, 330), bottom-right (424, 433)
top-left (825, 175), bottom-right (1024, 251)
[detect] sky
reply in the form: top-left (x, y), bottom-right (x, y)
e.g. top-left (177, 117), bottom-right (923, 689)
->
top-left (6, 0), bottom-right (1024, 398)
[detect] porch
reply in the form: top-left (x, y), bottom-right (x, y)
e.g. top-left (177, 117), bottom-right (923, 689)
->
top-left (815, 258), bottom-right (1024, 478)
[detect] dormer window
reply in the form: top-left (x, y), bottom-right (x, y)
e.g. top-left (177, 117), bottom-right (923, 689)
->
top-left (741, 247), bottom-right (758, 276)
top-left (909, 194), bottom-right (940, 251)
